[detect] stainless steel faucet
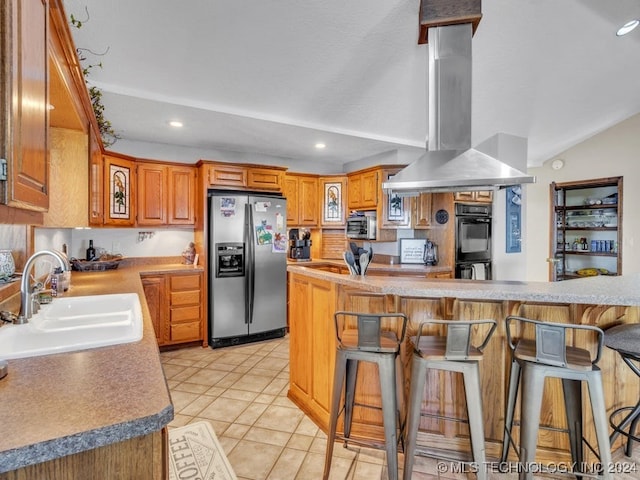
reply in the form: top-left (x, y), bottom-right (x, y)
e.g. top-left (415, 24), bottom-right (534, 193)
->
top-left (19, 250), bottom-right (70, 323)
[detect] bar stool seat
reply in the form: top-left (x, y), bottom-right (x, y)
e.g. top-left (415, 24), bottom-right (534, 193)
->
top-left (501, 316), bottom-right (613, 480)
top-left (604, 324), bottom-right (640, 457)
top-left (403, 319), bottom-right (497, 480)
top-left (323, 311), bottom-right (408, 480)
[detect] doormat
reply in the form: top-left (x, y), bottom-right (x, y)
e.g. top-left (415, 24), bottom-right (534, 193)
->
top-left (168, 421), bottom-right (237, 480)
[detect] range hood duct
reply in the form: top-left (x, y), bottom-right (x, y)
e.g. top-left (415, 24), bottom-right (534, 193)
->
top-left (383, 23), bottom-right (535, 194)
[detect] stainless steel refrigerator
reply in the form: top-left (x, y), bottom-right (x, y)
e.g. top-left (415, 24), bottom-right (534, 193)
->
top-left (208, 192), bottom-right (288, 348)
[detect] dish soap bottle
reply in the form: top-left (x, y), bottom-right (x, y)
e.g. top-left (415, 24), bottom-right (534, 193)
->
top-left (86, 239), bottom-right (96, 261)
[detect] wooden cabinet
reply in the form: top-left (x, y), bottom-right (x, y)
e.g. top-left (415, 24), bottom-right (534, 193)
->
top-left (284, 173), bottom-right (318, 226)
top-left (102, 160), bottom-right (195, 227)
top-left (319, 176), bottom-right (347, 226)
top-left (247, 167), bottom-right (284, 192)
top-left (412, 193), bottom-right (433, 229)
top-left (380, 168), bottom-right (411, 228)
top-left (454, 191), bottom-right (493, 203)
top-left (0, 430), bottom-right (166, 480)
top-left (137, 163), bottom-right (166, 226)
top-left (88, 127), bottom-right (104, 225)
top-left (550, 176), bottom-right (623, 282)
top-left (288, 273), bottom-right (337, 427)
top-left (142, 271), bottom-right (204, 347)
top-left (141, 275), bottom-right (165, 345)
top-left (206, 161), bottom-right (285, 193)
top-left (0, 0), bottom-right (50, 212)
top-left (207, 163), bottom-right (247, 188)
top-left (103, 154), bottom-right (136, 226)
top-left (168, 273), bottom-right (203, 344)
top-left (167, 165), bottom-right (196, 225)
top-left (347, 168), bottom-right (379, 210)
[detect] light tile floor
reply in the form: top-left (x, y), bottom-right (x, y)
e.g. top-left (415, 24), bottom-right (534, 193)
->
top-left (161, 336), bottom-right (640, 480)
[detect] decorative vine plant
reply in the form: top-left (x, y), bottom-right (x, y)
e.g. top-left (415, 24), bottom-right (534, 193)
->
top-left (70, 10), bottom-right (120, 147)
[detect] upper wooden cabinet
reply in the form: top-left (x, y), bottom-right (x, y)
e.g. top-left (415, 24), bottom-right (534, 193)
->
top-left (247, 167), bottom-right (284, 192)
top-left (284, 173), bottom-right (318, 227)
top-left (88, 127), bottom-right (104, 225)
top-left (380, 168), bottom-right (411, 228)
top-left (205, 161), bottom-right (285, 193)
top-left (167, 165), bottom-right (196, 225)
top-left (412, 193), bottom-right (433, 229)
top-left (103, 154), bottom-right (136, 226)
top-left (454, 191), bottom-right (493, 203)
top-left (207, 163), bottom-right (247, 189)
top-left (319, 176), bottom-right (347, 227)
top-left (137, 162), bottom-right (196, 227)
top-left (347, 168), bottom-right (379, 210)
top-left (0, 0), bottom-right (50, 212)
top-left (137, 163), bottom-right (167, 226)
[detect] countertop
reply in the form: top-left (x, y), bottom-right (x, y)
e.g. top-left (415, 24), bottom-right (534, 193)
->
top-left (288, 263), bottom-right (640, 306)
top-left (287, 258), bottom-right (452, 275)
top-left (0, 263), bottom-right (201, 473)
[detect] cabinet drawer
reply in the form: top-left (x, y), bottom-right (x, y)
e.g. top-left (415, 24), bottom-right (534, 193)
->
top-left (171, 305), bottom-right (201, 323)
top-left (208, 165), bottom-right (247, 187)
top-left (170, 290), bottom-right (200, 306)
top-left (170, 321), bottom-right (201, 342)
top-left (170, 274), bottom-right (201, 291)
top-left (247, 168), bottom-right (283, 191)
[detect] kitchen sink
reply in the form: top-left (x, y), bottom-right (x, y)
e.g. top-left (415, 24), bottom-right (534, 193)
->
top-left (0, 293), bottom-right (143, 360)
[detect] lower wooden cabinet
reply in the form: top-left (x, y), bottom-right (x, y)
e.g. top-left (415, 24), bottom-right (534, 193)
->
top-left (0, 430), bottom-right (166, 480)
top-left (142, 271), bottom-right (204, 347)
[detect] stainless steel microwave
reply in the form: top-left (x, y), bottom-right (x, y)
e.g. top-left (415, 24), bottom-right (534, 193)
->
top-left (346, 216), bottom-right (376, 240)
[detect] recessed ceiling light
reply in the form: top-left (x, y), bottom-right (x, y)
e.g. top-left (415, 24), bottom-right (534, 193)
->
top-left (315, 143), bottom-right (326, 149)
top-left (617, 19), bottom-right (639, 36)
top-left (169, 120), bottom-right (183, 128)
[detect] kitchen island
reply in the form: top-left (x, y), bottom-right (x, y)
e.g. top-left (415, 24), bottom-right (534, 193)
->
top-left (287, 264), bottom-right (640, 463)
top-left (0, 262), bottom-right (202, 479)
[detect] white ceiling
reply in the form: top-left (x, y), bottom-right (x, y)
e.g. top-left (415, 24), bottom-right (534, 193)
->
top-left (62, 0), bottom-right (640, 170)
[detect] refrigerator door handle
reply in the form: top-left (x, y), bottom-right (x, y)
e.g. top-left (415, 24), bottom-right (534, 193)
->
top-left (245, 202), bottom-right (255, 324)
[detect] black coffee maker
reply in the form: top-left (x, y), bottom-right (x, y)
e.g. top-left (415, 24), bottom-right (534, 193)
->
top-left (289, 229), bottom-right (312, 261)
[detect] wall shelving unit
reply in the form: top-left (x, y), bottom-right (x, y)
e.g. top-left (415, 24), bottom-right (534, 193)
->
top-left (550, 176), bottom-right (623, 281)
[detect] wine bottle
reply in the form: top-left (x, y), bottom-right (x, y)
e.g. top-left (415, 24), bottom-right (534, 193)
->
top-left (86, 239), bottom-right (96, 261)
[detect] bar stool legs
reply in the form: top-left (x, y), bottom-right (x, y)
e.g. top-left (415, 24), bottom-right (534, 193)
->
top-left (403, 356), bottom-right (488, 480)
top-left (323, 349), bottom-right (401, 480)
top-left (501, 316), bottom-right (613, 480)
top-left (403, 354), bottom-right (427, 480)
top-left (500, 358), bottom-right (521, 463)
top-left (508, 363), bottom-right (613, 480)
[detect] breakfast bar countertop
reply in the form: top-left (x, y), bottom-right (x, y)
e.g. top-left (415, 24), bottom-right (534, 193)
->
top-left (288, 263), bottom-right (640, 306)
top-left (0, 262), bottom-right (201, 473)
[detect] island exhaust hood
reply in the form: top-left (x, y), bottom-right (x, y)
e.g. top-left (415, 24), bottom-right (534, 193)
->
top-left (383, 23), bottom-right (535, 194)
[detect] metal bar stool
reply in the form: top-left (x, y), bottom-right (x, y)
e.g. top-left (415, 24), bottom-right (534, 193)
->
top-left (403, 319), bottom-right (497, 480)
top-left (500, 316), bottom-right (613, 480)
top-left (323, 311), bottom-right (408, 480)
top-left (604, 324), bottom-right (640, 457)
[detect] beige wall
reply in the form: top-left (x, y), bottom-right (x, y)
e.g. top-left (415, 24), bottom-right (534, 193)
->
top-left (525, 113), bottom-right (640, 281)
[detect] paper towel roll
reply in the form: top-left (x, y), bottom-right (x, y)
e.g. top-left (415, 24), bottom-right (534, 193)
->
top-left (472, 263), bottom-right (486, 280)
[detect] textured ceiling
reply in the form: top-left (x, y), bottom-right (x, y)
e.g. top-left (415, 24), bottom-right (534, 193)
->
top-left (62, 0), bottom-right (640, 170)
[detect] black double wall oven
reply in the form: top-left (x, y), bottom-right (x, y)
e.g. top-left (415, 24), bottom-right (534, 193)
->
top-left (455, 203), bottom-right (492, 280)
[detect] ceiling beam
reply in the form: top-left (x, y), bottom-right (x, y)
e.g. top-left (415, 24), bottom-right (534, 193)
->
top-left (418, 0), bottom-right (482, 44)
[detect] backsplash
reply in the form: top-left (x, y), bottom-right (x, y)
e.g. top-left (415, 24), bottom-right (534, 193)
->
top-left (0, 225), bottom-right (28, 271)
top-left (34, 228), bottom-right (195, 260)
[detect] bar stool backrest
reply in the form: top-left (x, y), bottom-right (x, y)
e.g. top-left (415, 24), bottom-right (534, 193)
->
top-left (334, 311), bottom-right (408, 353)
top-left (506, 315), bottom-right (604, 370)
top-left (535, 323), bottom-right (567, 367)
top-left (414, 319), bottom-right (497, 360)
